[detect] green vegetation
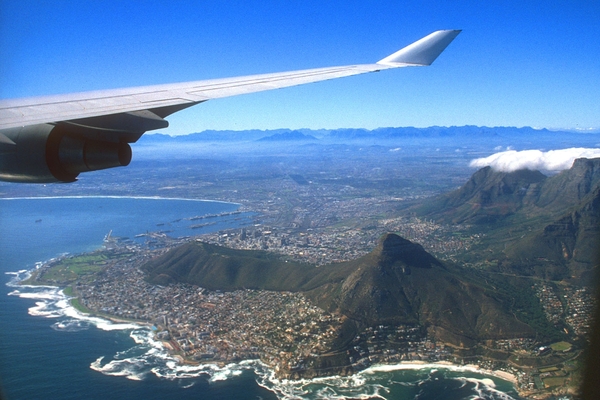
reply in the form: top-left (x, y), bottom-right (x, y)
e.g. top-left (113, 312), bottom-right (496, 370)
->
top-left (470, 271), bottom-right (565, 342)
top-left (35, 253), bottom-right (107, 285)
top-left (417, 158), bottom-right (600, 286)
top-left (144, 234), bottom-right (539, 345)
top-left (143, 241), bottom-right (314, 291)
top-left (19, 271), bottom-right (40, 286)
top-left (563, 360), bottom-right (579, 371)
top-left (70, 297), bottom-right (91, 314)
top-left (61, 286), bottom-right (90, 313)
top-left (550, 341), bottom-right (572, 352)
top-left (543, 377), bottom-right (566, 388)
top-left (22, 249), bottom-right (141, 315)
top-left (539, 366), bottom-right (559, 373)
top-left (31, 251), bottom-right (133, 286)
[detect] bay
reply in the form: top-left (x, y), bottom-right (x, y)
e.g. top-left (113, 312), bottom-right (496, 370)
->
top-left (0, 197), bottom-right (272, 400)
top-left (0, 197), bottom-right (521, 399)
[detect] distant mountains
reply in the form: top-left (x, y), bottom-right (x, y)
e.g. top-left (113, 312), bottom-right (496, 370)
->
top-left (256, 131), bottom-right (317, 142)
top-left (138, 126), bottom-right (600, 146)
top-left (417, 157), bottom-right (600, 283)
top-left (143, 233), bottom-right (536, 348)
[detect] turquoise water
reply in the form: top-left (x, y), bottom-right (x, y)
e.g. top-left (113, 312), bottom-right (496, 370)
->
top-left (0, 197), bottom-right (521, 399)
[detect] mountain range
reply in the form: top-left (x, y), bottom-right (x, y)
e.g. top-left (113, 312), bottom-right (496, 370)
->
top-left (417, 157), bottom-right (600, 283)
top-left (137, 126), bottom-right (600, 147)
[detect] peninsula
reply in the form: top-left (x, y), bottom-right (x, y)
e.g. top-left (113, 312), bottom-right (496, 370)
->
top-left (23, 230), bottom-right (591, 399)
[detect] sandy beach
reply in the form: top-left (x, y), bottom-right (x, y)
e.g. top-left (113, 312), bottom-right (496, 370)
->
top-left (365, 361), bottom-right (518, 385)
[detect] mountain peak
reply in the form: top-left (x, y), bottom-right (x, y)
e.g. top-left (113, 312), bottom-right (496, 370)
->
top-left (257, 130), bottom-right (318, 142)
top-left (376, 233), bottom-right (441, 270)
top-left (320, 233), bottom-right (534, 342)
top-left (572, 157), bottom-right (600, 171)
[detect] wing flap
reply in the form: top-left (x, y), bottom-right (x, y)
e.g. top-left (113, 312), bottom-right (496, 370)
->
top-left (131, 91), bottom-right (205, 104)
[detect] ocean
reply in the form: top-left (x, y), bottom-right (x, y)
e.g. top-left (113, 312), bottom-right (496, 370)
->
top-left (0, 197), bottom-right (522, 400)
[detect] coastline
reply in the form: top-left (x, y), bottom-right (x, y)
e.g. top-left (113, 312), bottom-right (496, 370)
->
top-left (62, 287), bottom-right (523, 391)
top-left (0, 195), bottom-right (241, 206)
top-left (12, 269), bottom-right (526, 398)
top-left (16, 268), bottom-right (522, 392)
top-left (62, 292), bottom-right (154, 331)
top-left (93, 312), bottom-right (153, 328)
top-left (12, 252), bottom-right (525, 397)
top-left (365, 360), bottom-right (518, 385)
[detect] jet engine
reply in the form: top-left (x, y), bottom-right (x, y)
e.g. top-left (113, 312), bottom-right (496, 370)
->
top-left (0, 124), bottom-right (132, 183)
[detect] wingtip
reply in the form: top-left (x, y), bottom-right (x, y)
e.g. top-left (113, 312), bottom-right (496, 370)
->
top-left (377, 29), bottom-right (461, 67)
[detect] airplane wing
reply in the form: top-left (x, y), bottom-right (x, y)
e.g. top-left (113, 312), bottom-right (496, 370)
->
top-left (0, 30), bottom-right (460, 183)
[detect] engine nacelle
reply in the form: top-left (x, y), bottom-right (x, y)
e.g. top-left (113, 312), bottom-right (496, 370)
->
top-left (0, 124), bottom-right (132, 183)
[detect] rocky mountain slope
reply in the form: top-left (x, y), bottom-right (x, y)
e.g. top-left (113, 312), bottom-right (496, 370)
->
top-left (417, 157), bottom-right (600, 284)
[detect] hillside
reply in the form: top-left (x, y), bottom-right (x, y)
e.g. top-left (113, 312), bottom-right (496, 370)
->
top-left (143, 234), bottom-right (537, 348)
top-left (303, 234), bottom-right (535, 347)
top-left (419, 157), bottom-right (600, 224)
top-left (143, 241), bottom-right (313, 291)
top-left (417, 166), bottom-right (547, 224)
top-left (503, 185), bottom-right (600, 282)
top-left (417, 157), bottom-right (600, 284)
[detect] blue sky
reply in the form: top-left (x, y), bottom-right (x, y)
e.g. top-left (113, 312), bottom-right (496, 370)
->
top-left (1, 0), bottom-right (599, 135)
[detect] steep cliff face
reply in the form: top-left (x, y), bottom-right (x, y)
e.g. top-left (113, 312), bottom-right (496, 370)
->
top-left (419, 166), bottom-right (547, 224)
top-left (419, 157), bottom-right (600, 225)
top-left (331, 235), bottom-right (432, 325)
top-left (536, 158), bottom-right (600, 211)
top-left (377, 234), bottom-right (442, 270)
top-left (417, 158), bottom-right (600, 285)
top-left (504, 186), bottom-right (600, 282)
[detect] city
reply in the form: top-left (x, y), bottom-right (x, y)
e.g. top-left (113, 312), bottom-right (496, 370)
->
top-left (23, 220), bottom-right (594, 398)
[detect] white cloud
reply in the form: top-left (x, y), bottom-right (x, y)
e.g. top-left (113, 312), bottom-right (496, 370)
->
top-left (470, 148), bottom-right (600, 172)
top-left (493, 145), bottom-right (513, 151)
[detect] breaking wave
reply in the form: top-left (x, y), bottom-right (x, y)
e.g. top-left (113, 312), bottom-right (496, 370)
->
top-left (251, 364), bottom-right (518, 400)
top-left (7, 268), bottom-right (519, 399)
top-left (51, 319), bottom-right (92, 332)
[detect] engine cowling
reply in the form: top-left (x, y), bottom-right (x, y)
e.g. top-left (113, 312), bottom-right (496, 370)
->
top-left (0, 124), bottom-right (132, 183)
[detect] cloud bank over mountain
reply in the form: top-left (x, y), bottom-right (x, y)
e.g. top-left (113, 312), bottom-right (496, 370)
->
top-left (470, 148), bottom-right (600, 172)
